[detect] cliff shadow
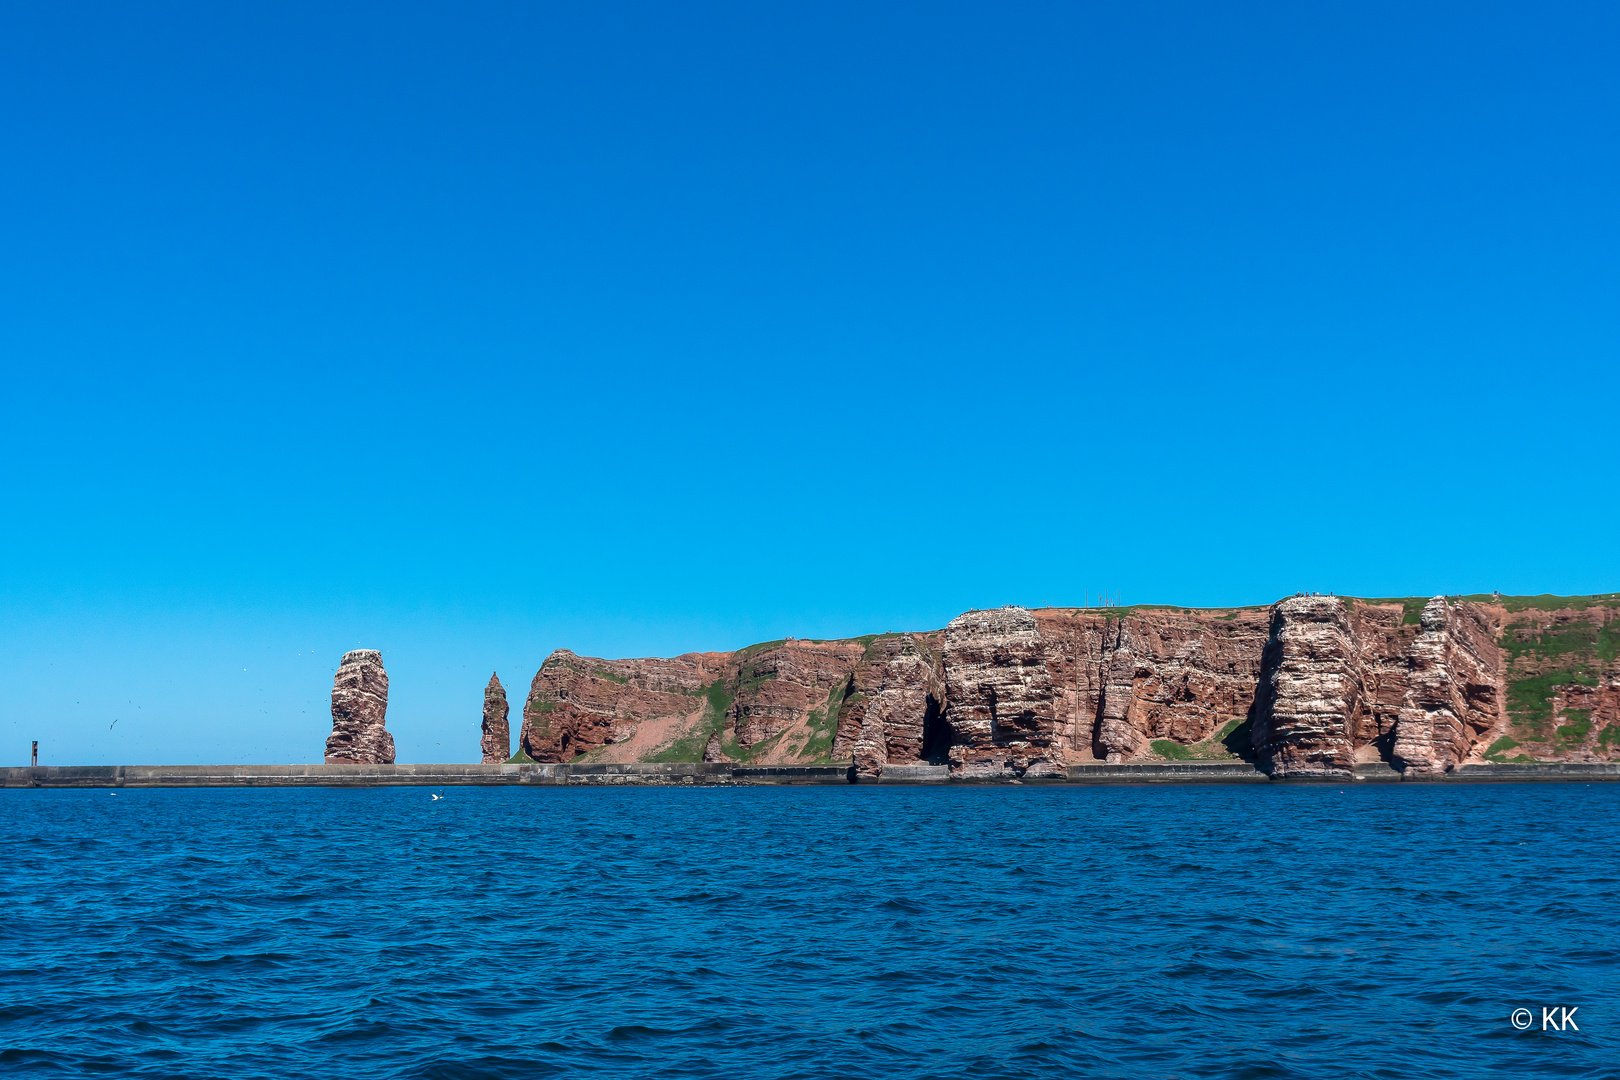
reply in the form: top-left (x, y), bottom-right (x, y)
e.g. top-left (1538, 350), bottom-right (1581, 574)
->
top-left (1244, 614), bottom-right (1285, 768)
top-left (1223, 712), bottom-right (1257, 761)
top-left (920, 692), bottom-right (951, 764)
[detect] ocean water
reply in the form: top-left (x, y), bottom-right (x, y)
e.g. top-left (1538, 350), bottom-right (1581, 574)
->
top-left (1, 783), bottom-right (1614, 1079)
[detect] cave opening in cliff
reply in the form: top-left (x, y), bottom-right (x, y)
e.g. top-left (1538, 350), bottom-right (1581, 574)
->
top-left (920, 693), bottom-right (949, 764)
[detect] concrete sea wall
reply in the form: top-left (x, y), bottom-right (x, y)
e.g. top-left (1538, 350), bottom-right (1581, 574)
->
top-left (3, 761), bottom-right (1618, 788)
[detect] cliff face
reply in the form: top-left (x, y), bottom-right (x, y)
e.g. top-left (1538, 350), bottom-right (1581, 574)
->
top-left (480, 673), bottom-right (510, 764)
top-left (518, 649), bottom-right (726, 763)
top-left (325, 649), bottom-right (395, 765)
top-left (1032, 607), bottom-right (1272, 763)
top-left (1491, 598), bottom-right (1620, 763)
top-left (507, 594), bottom-right (1620, 774)
top-left (1249, 596), bottom-right (1508, 778)
top-left (729, 640), bottom-right (864, 753)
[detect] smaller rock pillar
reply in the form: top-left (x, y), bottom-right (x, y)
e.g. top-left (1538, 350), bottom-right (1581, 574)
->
top-left (481, 672), bottom-right (511, 764)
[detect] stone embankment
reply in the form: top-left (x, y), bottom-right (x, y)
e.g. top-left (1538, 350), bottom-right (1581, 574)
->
top-left (5, 761), bottom-right (1617, 788)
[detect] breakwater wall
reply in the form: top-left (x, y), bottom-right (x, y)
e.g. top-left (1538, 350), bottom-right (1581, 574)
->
top-left (3, 761), bottom-right (1619, 788)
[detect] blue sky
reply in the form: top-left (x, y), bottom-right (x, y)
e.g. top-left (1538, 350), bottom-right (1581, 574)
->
top-left (2, 2), bottom-right (1616, 765)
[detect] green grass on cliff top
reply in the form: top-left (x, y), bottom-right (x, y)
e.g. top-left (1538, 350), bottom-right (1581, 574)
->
top-left (1492, 593), bottom-right (1620, 613)
top-left (1056, 593), bottom-right (1618, 620)
top-left (710, 595), bottom-right (1617, 650)
top-left (1334, 593), bottom-right (1619, 612)
top-left (577, 596), bottom-right (1620, 667)
top-left (737, 631), bottom-right (916, 651)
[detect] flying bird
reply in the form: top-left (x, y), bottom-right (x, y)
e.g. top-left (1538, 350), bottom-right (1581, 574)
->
top-left (109, 719), bottom-right (119, 729)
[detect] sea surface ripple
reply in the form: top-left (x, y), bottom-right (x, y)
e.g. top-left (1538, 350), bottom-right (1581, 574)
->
top-left (2, 783), bottom-right (1615, 1078)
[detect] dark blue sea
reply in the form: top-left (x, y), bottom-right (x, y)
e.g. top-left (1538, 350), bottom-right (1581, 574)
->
top-left (2, 783), bottom-right (1615, 1078)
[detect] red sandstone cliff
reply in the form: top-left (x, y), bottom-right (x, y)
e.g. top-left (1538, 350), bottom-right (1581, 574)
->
top-left (518, 649), bottom-right (728, 763)
top-left (505, 594), bottom-right (1619, 775)
top-left (1032, 606), bottom-right (1272, 764)
top-left (830, 633), bottom-right (947, 778)
top-left (941, 609), bottom-right (1060, 777)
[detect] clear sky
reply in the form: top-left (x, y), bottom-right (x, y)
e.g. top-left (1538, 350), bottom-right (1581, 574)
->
top-left (2, 2), bottom-right (1616, 766)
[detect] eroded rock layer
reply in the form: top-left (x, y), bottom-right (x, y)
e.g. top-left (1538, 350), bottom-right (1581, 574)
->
top-left (325, 649), bottom-right (395, 765)
top-left (504, 594), bottom-right (1620, 773)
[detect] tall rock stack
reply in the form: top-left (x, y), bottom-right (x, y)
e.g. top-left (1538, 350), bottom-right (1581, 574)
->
top-left (942, 608), bottom-right (1062, 778)
top-left (324, 649), bottom-right (395, 764)
top-left (1251, 598), bottom-right (1365, 778)
top-left (481, 672), bottom-right (511, 764)
top-left (1390, 598), bottom-right (1501, 774)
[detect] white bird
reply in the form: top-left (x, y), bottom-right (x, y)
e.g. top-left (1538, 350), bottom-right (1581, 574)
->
top-left (430, 793), bottom-right (442, 801)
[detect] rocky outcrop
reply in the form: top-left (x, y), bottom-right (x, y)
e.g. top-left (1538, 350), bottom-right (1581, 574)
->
top-left (480, 673), bottom-right (510, 764)
top-left (940, 607), bottom-right (1271, 771)
top-left (1095, 621), bottom-right (1149, 764)
top-left (324, 649), bottom-right (394, 765)
top-left (1036, 608), bottom-right (1273, 763)
top-left (1246, 596), bottom-right (1511, 777)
